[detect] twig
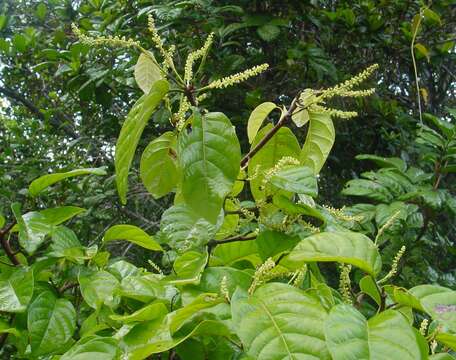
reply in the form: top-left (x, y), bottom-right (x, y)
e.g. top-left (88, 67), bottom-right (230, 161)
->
top-left (207, 234), bottom-right (257, 251)
top-left (0, 222), bottom-right (19, 266)
top-left (59, 282), bottom-right (79, 294)
top-left (240, 97), bottom-right (298, 168)
top-left (410, 10), bottom-right (423, 124)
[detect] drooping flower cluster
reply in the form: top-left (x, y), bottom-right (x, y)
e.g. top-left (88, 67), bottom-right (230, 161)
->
top-left (379, 245), bottom-right (406, 283)
top-left (220, 276), bottom-right (230, 302)
top-left (419, 319), bottom-right (429, 336)
top-left (249, 257), bottom-right (276, 295)
top-left (375, 209), bottom-right (402, 244)
top-left (290, 265), bottom-right (307, 287)
top-left (339, 264), bottom-right (353, 304)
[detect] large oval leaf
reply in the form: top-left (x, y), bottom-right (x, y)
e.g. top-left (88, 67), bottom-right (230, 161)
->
top-left (28, 291), bottom-right (76, 356)
top-left (210, 239), bottom-right (261, 267)
top-left (79, 271), bottom-right (120, 310)
top-left (232, 283), bottom-right (331, 359)
top-left (248, 124), bottom-right (301, 201)
top-left (110, 302), bottom-right (168, 323)
top-left (325, 304), bottom-right (428, 360)
top-left (134, 52), bottom-right (162, 94)
top-left (119, 274), bottom-right (166, 303)
top-left (103, 224), bottom-right (162, 251)
top-left (0, 267), bottom-right (34, 312)
top-left (29, 167), bottom-right (106, 196)
top-left (60, 336), bottom-right (120, 360)
top-left (247, 102), bottom-right (277, 143)
top-left (158, 204), bottom-right (219, 252)
top-left (300, 112), bottom-right (335, 174)
top-left (12, 204), bottom-right (85, 254)
top-left (140, 131), bottom-right (179, 199)
top-left (269, 165), bottom-right (317, 196)
top-left (178, 111), bottom-right (241, 223)
top-left (285, 231), bottom-right (382, 276)
top-left (409, 285), bottom-right (456, 332)
top-left (166, 251), bottom-right (208, 285)
top-left (115, 79), bottom-right (169, 204)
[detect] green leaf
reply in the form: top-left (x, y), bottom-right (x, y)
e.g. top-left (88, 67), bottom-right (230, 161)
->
top-left (269, 165), bottom-right (318, 196)
top-left (0, 320), bottom-right (19, 337)
top-left (134, 52), bottom-right (162, 94)
top-left (140, 131), bottom-right (179, 199)
top-left (355, 154), bottom-right (407, 171)
top-left (342, 179), bottom-right (394, 203)
top-left (108, 261), bottom-right (140, 281)
top-left (12, 205), bottom-right (85, 255)
top-left (414, 43), bottom-right (430, 61)
top-left (178, 111), bottom-right (241, 223)
top-left (273, 194), bottom-right (326, 225)
top-left (119, 274), bottom-right (165, 302)
top-left (423, 8), bottom-right (442, 25)
top-left (436, 333), bottom-right (456, 352)
top-left (79, 271), bottom-right (120, 310)
top-left (168, 293), bottom-right (224, 334)
top-left (210, 240), bottom-right (261, 267)
top-left (359, 275), bottom-right (381, 306)
top-left (257, 24), bottom-right (280, 41)
top-left (410, 285), bottom-right (456, 332)
top-left (255, 230), bottom-right (299, 260)
top-left (185, 267), bottom-right (252, 300)
top-left (300, 112), bottom-right (335, 174)
top-left (232, 283), bottom-right (331, 359)
top-left (115, 79), bottom-right (169, 204)
top-left (0, 267), bottom-right (34, 313)
top-left (49, 226), bottom-right (86, 262)
top-left (158, 204), bottom-right (219, 252)
top-left (103, 224), bottom-right (162, 251)
top-left (325, 305), bottom-right (428, 359)
top-left (0, 15), bottom-right (7, 31)
top-left (285, 231), bottom-right (382, 276)
top-left (35, 3), bottom-right (47, 20)
top-left (248, 125), bottom-right (301, 201)
top-left (29, 167), bottom-right (106, 196)
top-left (247, 102), bottom-right (277, 143)
top-left (430, 354), bottom-right (456, 360)
top-left (292, 108), bottom-right (310, 128)
top-left (423, 113), bottom-right (454, 138)
top-left (60, 336), bottom-right (120, 360)
top-left (167, 251), bottom-right (208, 285)
top-left (0, 214), bottom-right (5, 228)
top-left (28, 291), bottom-right (76, 356)
top-left (39, 206), bottom-right (86, 225)
top-left (110, 302), bottom-right (168, 323)
top-left (387, 286), bottom-right (424, 312)
top-left (122, 318), bottom-right (227, 359)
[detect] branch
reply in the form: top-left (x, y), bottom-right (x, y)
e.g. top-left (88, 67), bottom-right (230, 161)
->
top-left (240, 96), bottom-right (298, 168)
top-left (0, 221), bottom-right (20, 266)
top-left (59, 282), bottom-right (78, 294)
top-left (207, 234), bottom-right (257, 250)
top-left (0, 86), bottom-right (44, 120)
top-left (0, 86), bottom-right (77, 138)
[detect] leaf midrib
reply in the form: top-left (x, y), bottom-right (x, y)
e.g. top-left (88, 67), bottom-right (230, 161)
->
top-left (258, 298), bottom-right (293, 360)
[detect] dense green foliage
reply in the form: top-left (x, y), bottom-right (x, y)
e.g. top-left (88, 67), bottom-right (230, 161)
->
top-left (0, 1), bottom-right (456, 359)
